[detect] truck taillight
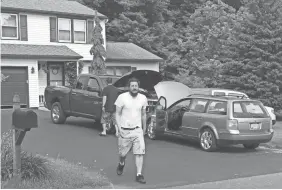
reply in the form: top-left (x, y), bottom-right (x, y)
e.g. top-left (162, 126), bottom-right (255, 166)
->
top-left (227, 119), bottom-right (239, 134)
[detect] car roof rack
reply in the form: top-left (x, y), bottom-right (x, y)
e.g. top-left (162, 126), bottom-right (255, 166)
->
top-left (188, 94), bottom-right (214, 97)
top-left (214, 94), bottom-right (247, 99)
top-left (188, 94), bottom-right (248, 99)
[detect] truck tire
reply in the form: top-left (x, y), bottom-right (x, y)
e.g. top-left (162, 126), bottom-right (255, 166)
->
top-left (51, 102), bottom-right (66, 124)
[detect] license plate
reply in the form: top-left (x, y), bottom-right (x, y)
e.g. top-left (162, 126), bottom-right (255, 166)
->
top-left (250, 123), bottom-right (261, 130)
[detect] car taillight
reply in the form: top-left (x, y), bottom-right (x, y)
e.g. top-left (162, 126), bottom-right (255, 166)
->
top-left (227, 119), bottom-right (239, 134)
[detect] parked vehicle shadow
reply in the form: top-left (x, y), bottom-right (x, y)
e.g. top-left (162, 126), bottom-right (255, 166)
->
top-left (149, 134), bottom-right (259, 154)
top-left (64, 117), bottom-right (102, 132)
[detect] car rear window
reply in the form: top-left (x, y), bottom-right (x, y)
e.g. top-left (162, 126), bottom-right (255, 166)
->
top-left (233, 101), bottom-right (268, 118)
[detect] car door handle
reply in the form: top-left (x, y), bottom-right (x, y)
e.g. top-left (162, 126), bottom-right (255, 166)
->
top-left (71, 92), bottom-right (77, 95)
top-left (197, 117), bottom-right (203, 121)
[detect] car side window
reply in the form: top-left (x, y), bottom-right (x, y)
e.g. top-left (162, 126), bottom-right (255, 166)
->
top-left (189, 99), bottom-right (208, 113)
top-left (76, 76), bottom-right (88, 90)
top-left (207, 101), bottom-right (227, 115)
top-left (170, 99), bottom-right (191, 112)
top-left (87, 78), bottom-right (100, 90)
top-left (233, 102), bottom-right (243, 113)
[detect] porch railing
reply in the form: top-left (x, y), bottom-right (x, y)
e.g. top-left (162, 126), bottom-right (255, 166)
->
top-left (39, 95), bottom-right (45, 107)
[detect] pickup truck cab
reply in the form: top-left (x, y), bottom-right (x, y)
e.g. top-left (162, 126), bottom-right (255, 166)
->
top-left (45, 74), bottom-right (108, 124)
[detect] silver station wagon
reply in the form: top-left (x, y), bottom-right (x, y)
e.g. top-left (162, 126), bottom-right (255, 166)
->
top-left (147, 82), bottom-right (274, 152)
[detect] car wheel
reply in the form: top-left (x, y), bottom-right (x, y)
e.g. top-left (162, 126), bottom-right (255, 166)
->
top-left (51, 102), bottom-right (66, 124)
top-left (200, 128), bottom-right (217, 152)
top-left (147, 120), bottom-right (157, 140)
top-left (243, 143), bottom-right (260, 149)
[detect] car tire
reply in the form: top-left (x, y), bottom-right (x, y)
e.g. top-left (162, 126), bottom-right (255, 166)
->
top-left (200, 128), bottom-right (217, 152)
top-left (147, 119), bottom-right (157, 140)
top-left (243, 143), bottom-right (260, 149)
top-left (51, 102), bottom-right (66, 124)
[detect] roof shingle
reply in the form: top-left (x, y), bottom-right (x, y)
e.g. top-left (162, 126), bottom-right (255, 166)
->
top-left (106, 42), bottom-right (163, 62)
top-left (1, 0), bottom-right (107, 18)
top-left (1, 44), bottom-right (83, 59)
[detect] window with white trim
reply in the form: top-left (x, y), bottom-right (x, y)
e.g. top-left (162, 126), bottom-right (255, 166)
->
top-left (58, 18), bottom-right (71, 42)
top-left (74, 19), bottom-right (86, 43)
top-left (1, 13), bottom-right (18, 39)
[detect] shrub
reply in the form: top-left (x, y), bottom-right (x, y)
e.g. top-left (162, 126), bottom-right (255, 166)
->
top-left (1, 130), bottom-right (51, 181)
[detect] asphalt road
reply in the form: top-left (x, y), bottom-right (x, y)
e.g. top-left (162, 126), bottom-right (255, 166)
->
top-left (2, 109), bottom-right (282, 188)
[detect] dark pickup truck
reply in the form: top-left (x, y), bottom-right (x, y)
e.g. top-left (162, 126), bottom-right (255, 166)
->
top-left (44, 70), bottom-right (162, 125)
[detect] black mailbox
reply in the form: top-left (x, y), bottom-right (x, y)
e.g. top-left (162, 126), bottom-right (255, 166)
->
top-left (12, 109), bottom-right (38, 130)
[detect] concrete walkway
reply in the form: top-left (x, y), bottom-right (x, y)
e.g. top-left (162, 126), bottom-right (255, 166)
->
top-left (172, 172), bottom-right (282, 189)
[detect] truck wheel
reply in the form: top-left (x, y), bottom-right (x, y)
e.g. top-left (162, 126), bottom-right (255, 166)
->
top-left (243, 143), bottom-right (260, 149)
top-left (200, 128), bottom-right (217, 152)
top-left (51, 102), bottom-right (66, 124)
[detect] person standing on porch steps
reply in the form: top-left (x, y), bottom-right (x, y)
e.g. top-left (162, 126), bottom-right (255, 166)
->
top-left (115, 77), bottom-right (148, 184)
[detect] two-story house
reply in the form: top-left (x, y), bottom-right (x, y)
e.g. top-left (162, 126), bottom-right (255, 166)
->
top-left (1, 0), bottom-right (163, 108)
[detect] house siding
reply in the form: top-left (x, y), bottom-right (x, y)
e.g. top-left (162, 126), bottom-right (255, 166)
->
top-left (38, 61), bottom-right (48, 96)
top-left (1, 59), bottom-right (39, 108)
top-left (27, 14), bottom-right (50, 44)
top-left (1, 12), bottom-right (106, 48)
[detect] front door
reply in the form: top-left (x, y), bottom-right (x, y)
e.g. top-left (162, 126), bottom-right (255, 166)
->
top-left (70, 75), bottom-right (88, 114)
top-left (181, 99), bottom-right (209, 137)
top-left (48, 63), bottom-right (64, 86)
top-left (84, 77), bottom-right (103, 119)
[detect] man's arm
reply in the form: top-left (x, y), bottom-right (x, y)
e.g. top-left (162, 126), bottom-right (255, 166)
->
top-left (116, 106), bottom-right (123, 131)
top-left (141, 108), bottom-right (147, 134)
top-left (102, 87), bottom-right (108, 111)
top-left (141, 96), bottom-right (148, 134)
top-left (102, 96), bottom-right (107, 111)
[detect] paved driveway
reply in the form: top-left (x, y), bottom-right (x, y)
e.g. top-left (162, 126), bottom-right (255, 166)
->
top-left (1, 109), bottom-right (282, 188)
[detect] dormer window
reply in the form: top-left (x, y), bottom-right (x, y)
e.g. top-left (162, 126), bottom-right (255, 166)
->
top-left (1, 13), bottom-right (18, 39)
top-left (58, 18), bottom-right (71, 42)
top-left (74, 19), bottom-right (86, 43)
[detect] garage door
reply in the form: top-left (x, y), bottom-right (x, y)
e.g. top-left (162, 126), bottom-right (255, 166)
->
top-left (1, 67), bottom-right (28, 107)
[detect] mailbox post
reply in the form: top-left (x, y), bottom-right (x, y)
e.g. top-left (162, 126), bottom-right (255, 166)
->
top-left (11, 94), bottom-right (38, 183)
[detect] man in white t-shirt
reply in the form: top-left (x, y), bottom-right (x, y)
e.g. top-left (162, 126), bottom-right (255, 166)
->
top-left (115, 77), bottom-right (148, 184)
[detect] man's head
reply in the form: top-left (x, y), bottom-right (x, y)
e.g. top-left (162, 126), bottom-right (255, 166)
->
top-left (106, 77), bottom-right (112, 85)
top-left (127, 77), bottom-right (140, 97)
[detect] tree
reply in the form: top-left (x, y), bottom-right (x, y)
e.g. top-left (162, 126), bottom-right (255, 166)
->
top-left (218, 0), bottom-right (282, 110)
top-left (90, 10), bottom-right (107, 75)
top-left (164, 0), bottom-right (237, 87)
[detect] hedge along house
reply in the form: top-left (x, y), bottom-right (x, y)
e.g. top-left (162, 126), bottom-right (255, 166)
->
top-left (1, 0), bottom-right (163, 109)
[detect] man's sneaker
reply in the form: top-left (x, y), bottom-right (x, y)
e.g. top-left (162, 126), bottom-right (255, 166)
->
top-left (136, 174), bottom-right (146, 184)
top-left (116, 162), bottom-right (125, 175)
